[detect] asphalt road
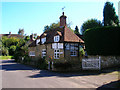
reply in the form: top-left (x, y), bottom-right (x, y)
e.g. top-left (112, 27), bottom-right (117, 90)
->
top-left (1, 59), bottom-right (119, 88)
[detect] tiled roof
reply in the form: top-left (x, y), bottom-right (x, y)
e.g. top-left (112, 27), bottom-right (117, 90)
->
top-left (29, 26), bottom-right (84, 47)
top-left (28, 40), bottom-right (36, 47)
top-left (0, 34), bottom-right (23, 38)
top-left (75, 34), bottom-right (84, 41)
top-left (41, 26), bottom-right (84, 44)
top-left (64, 26), bottom-right (84, 43)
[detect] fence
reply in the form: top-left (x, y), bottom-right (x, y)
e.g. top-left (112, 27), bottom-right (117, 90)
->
top-left (82, 57), bottom-right (101, 70)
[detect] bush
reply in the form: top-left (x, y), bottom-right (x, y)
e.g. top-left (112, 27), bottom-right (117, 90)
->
top-left (9, 45), bottom-right (16, 55)
top-left (54, 61), bottom-right (72, 69)
top-left (84, 26), bottom-right (120, 55)
top-left (36, 57), bottom-right (48, 69)
top-left (80, 47), bottom-right (85, 56)
top-left (2, 46), bottom-right (9, 56)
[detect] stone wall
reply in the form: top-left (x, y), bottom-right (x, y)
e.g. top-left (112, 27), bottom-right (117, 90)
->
top-left (28, 43), bottom-right (65, 61)
top-left (86, 55), bottom-right (120, 69)
top-left (100, 56), bottom-right (120, 69)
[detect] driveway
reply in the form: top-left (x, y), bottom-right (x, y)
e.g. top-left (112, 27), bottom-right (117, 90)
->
top-left (1, 59), bottom-right (119, 88)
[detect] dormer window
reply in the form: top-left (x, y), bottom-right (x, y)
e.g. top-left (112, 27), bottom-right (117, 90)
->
top-left (36, 39), bottom-right (40, 45)
top-left (41, 37), bottom-right (46, 44)
top-left (54, 35), bottom-right (60, 42)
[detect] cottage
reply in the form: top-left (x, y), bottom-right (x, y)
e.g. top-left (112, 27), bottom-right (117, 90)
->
top-left (28, 12), bottom-right (84, 62)
top-left (0, 32), bottom-right (24, 38)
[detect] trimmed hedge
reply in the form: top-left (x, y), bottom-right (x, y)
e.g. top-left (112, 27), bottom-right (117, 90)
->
top-left (84, 26), bottom-right (120, 56)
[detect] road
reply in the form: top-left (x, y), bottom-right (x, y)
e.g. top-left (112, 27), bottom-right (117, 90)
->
top-left (1, 59), bottom-right (119, 88)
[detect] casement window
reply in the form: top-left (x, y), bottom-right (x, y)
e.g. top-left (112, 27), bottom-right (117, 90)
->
top-left (36, 39), bottom-right (40, 45)
top-left (70, 44), bottom-right (75, 50)
top-left (42, 49), bottom-right (46, 58)
top-left (70, 43), bottom-right (78, 56)
top-left (29, 51), bottom-right (35, 56)
top-left (66, 43), bottom-right (69, 50)
top-left (70, 50), bottom-right (77, 56)
top-left (70, 43), bottom-right (78, 50)
top-left (41, 37), bottom-right (46, 44)
top-left (54, 49), bottom-right (60, 59)
top-left (54, 35), bottom-right (60, 42)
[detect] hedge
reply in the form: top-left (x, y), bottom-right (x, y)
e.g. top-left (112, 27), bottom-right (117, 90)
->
top-left (84, 26), bottom-right (120, 56)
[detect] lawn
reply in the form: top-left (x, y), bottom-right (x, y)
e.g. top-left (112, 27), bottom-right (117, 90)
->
top-left (0, 56), bottom-right (13, 60)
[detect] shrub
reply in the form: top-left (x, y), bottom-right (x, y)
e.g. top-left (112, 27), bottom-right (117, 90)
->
top-left (80, 47), bottom-right (85, 56)
top-left (9, 45), bottom-right (16, 55)
top-left (84, 26), bottom-right (120, 55)
top-left (36, 57), bottom-right (48, 69)
top-left (54, 61), bottom-right (72, 69)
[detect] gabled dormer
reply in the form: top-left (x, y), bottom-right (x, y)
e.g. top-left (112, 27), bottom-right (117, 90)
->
top-left (41, 33), bottom-right (47, 44)
top-left (41, 37), bottom-right (46, 44)
top-left (36, 36), bottom-right (40, 45)
top-left (54, 31), bottom-right (62, 42)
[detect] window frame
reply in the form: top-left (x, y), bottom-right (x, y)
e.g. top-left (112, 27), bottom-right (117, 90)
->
top-left (54, 49), bottom-right (60, 59)
top-left (70, 50), bottom-right (77, 56)
top-left (29, 51), bottom-right (35, 56)
top-left (54, 35), bottom-right (60, 42)
top-left (36, 39), bottom-right (40, 45)
top-left (41, 37), bottom-right (46, 44)
top-left (42, 49), bottom-right (46, 58)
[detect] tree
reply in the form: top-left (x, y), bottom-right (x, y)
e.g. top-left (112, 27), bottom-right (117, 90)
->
top-left (43, 22), bottom-right (60, 32)
top-left (18, 29), bottom-right (24, 36)
top-left (1, 36), bottom-right (26, 56)
top-left (43, 22), bottom-right (74, 32)
top-left (103, 1), bottom-right (119, 26)
top-left (81, 19), bottom-right (102, 35)
top-left (74, 26), bottom-right (80, 34)
top-left (9, 45), bottom-right (16, 55)
top-left (1, 46), bottom-right (9, 56)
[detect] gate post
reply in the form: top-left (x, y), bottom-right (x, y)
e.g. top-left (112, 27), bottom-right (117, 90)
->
top-left (48, 61), bottom-right (50, 70)
top-left (99, 56), bottom-right (101, 70)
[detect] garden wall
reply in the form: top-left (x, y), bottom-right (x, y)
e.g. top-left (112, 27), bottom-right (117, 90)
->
top-left (86, 55), bottom-right (120, 69)
top-left (100, 56), bottom-right (120, 69)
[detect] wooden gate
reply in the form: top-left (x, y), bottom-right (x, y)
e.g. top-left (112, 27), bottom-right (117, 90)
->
top-left (82, 57), bottom-right (101, 70)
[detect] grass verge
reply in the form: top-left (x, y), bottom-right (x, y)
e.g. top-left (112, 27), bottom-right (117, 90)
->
top-left (0, 56), bottom-right (13, 60)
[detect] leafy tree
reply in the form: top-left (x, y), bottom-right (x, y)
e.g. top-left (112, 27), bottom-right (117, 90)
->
top-left (1, 36), bottom-right (26, 56)
top-left (43, 22), bottom-right (60, 32)
top-left (103, 1), bottom-right (119, 26)
top-left (24, 36), bottom-right (30, 41)
top-left (74, 26), bottom-right (80, 34)
top-left (2, 46), bottom-right (9, 56)
top-left (43, 22), bottom-right (74, 32)
top-left (18, 29), bottom-right (24, 36)
top-left (9, 45), bottom-right (16, 55)
top-left (81, 19), bottom-right (102, 35)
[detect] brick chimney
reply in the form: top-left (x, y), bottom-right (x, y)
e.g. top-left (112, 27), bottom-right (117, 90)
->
top-left (60, 12), bottom-right (67, 26)
top-left (9, 32), bottom-right (11, 35)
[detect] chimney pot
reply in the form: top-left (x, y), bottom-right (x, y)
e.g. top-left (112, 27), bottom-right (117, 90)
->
top-left (9, 32), bottom-right (11, 35)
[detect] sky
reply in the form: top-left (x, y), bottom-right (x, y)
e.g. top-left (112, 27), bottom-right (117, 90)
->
top-left (1, 0), bottom-right (119, 36)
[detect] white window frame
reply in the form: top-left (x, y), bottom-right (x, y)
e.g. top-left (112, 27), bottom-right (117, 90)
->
top-left (54, 35), bottom-right (60, 42)
top-left (66, 43), bottom-right (69, 50)
top-left (58, 43), bottom-right (63, 49)
top-left (29, 51), bottom-right (35, 56)
top-left (41, 37), bottom-right (46, 44)
top-left (42, 49), bottom-right (46, 58)
top-left (54, 49), bottom-right (60, 59)
top-left (70, 50), bottom-right (77, 56)
top-left (36, 39), bottom-right (40, 45)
